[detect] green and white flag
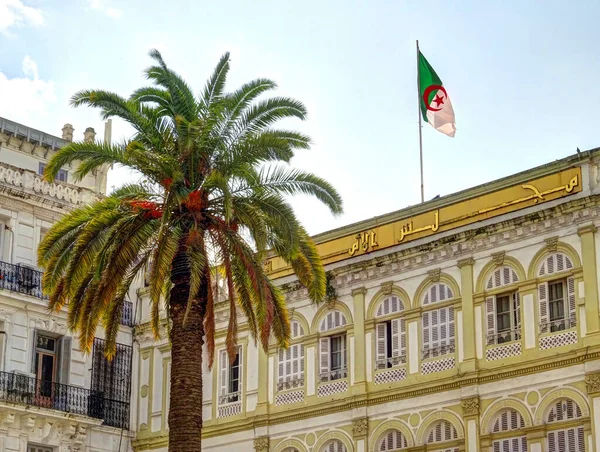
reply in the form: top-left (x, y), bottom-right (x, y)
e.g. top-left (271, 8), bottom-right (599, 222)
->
top-left (418, 51), bottom-right (456, 137)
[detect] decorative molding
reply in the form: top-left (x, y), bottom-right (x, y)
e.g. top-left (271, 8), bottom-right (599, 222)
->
top-left (427, 268), bottom-right (441, 282)
top-left (352, 417), bottom-right (368, 438)
top-left (545, 236), bottom-right (559, 252)
top-left (578, 224), bottom-right (598, 236)
top-left (254, 436), bottom-right (269, 452)
top-left (586, 372), bottom-right (600, 394)
top-left (461, 396), bottom-right (480, 417)
top-left (351, 287), bottom-right (367, 297)
top-left (381, 281), bottom-right (394, 295)
top-left (491, 251), bottom-right (505, 267)
top-left (457, 257), bottom-right (475, 268)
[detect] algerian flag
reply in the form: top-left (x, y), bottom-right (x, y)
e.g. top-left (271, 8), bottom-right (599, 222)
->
top-left (418, 51), bottom-right (456, 137)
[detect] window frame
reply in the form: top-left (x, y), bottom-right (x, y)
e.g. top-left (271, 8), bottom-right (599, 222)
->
top-left (319, 333), bottom-right (348, 382)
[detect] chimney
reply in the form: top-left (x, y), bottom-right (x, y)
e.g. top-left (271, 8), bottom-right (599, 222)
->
top-left (83, 127), bottom-right (96, 143)
top-left (61, 124), bottom-right (74, 142)
top-left (103, 119), bottom-right (112, 144)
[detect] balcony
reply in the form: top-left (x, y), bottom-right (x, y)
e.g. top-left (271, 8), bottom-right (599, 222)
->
top-left (422, 343), bottom-right (455, 360)
top-left (375, 354), bottom-right (407, 370)
top-left (0, 262), bottom-right (47, 300)
top-left (0, 370), bottom-right (129, 428)
top-left (0, 261), bottom-right (134, 327)
top-left (540, 317), bottom-right (577, 334)
top-left (487, 328), bottom-right (522, 345)
top-left (319, 367), bottom-right (348, 383)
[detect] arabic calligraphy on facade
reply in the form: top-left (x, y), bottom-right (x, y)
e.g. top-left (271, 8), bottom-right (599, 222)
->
top-left (398, 210), bottom-right (439, 243)
top-left (348, 231), bottom-right (378, 256)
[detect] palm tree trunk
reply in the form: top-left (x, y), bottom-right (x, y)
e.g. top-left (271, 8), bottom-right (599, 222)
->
top-left (168, 250), bottom-right (206, 451)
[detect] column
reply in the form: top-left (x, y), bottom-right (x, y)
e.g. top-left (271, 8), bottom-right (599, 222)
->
top-left (352, 417), bottom-right (368, 452)
top-left (352, 287), bottom-right (367, 394)
top-left (586, 372), bottom-right (600, 452)
top-left (254, 345), bottom-right (268, 415)
top-left (461, 397), bottom-right (480, 452)
top-left (578, 225), bottom-right (600, 343)
top-left (458, 258), bottom-right (477, 372)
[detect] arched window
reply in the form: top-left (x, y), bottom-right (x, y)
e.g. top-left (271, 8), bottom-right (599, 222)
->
top-left (546, 399), bottom-right (585, 452)
top-left (322, 439), bottom-right (346, 452)
top-left (487, 266), bottom-right (519, 290)
top-left (426, 420), bottom-right (458, 444)
top-left (377, 429), bottom-right (408, 451)
top-left (423, 283), bottom-right (454, 305)
top-left (491, 409), bottom-right (527, 451)
top-left (277, 321), bottom-right (305, 391)
top-left (537, 253), bottom-right (576, 334)
top-left (375, 296), bottom-right (406, 369)
top-left (422, 283), bottom-right (456, 359)
top-left (319, 310), bottom-right (348, 382)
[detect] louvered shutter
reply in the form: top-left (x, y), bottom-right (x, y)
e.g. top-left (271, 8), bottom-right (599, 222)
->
top-left (431, 309), bottom-right (439, 348)
top-left (300, 345), bottom-right (305, 377)
top-left (486, 296), bottom-right (496, 341)
top-left (376, 323), bottom-right (387, 366)
top-left (399, 319), bottom-right (406, 357)
top-left (448, 307), bottom-right (455, 345)
top-left (278, 349), bottom-right (284, 384)
top-left (513, 292), bottom-right (521, 332)
top-left (291, 345), bottom-right (299, 381)
top-left (391, 319), bottom-right (400, 357)
top-left (319, 337), bottom-right (330, 378)
top-left (219, 350), bottom-right (228, 397)
top-left (237, 347), bottom-right (243, 394)
top-left (341, 335), bottom-right (347, 369)
top-left (56, 336), bottom-right (72, 385)
top-left (538, 282), bottom-right (549, 328)
top-left (440, 308), bottom-right (448, 346)
top-left (422, 311), bottom-right (431, 352)
top-left (567, 276), bottom-right (576, 325)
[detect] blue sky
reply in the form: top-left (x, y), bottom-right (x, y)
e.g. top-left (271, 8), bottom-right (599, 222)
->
top-left (1, 0), bottom-right (599, 234)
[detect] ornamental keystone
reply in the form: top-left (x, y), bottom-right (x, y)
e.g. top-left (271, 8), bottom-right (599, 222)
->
top-left (544, 236), bottom-right (559, 252)
top-left (491, 251), bottom-right (505, 267)
top-left (461, 396), bottom-right (480, 416)
top-left (428, 268), bottom-right (441, 282)
top-left (352, 417), bottom-right (368, 438)
top-left (254, 436), bottom-right (269, 452)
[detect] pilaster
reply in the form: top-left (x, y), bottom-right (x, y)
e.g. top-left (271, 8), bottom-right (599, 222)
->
top-left (351, 287), bottom-right (367, 394)
top-left (526, 427), bottom-right (546, 452)
top-left (255, 345), bottom-right (269, 415)
top-left (458, 258), bottom-right (476, 372)
top-left (352, 417), bottom-right (368, 452)
top-left (461, 396), bottom-right (480, 452)
top-left (586, 371), bottom-right (600, 452)
top-left (578, 225), bottom-right (600, 343)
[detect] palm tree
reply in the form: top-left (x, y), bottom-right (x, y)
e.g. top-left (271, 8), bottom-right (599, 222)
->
top-left (37, 50), bottom-right (342, 451)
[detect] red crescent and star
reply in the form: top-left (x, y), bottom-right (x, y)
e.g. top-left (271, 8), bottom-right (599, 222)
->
top-left (422, 84), bottom-right (448, 112)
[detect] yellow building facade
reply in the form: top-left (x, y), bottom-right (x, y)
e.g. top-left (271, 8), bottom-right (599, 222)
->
top-left (133, 150), bottom-right (600, 452)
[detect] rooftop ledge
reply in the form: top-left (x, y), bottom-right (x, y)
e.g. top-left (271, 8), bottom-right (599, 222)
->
top-left (0, 162), bottom-right (101, 207)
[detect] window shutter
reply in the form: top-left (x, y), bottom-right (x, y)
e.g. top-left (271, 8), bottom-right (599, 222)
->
top-left (431, 309), bottom-right (439, 348)
top-left (341, 335), bottom-right (347, 369)
top-left (30, 330), bottom-right (38, 373)
top-left (278, 349), bottom-right (284, 383)
top-left (376, 323), bottom-right (387, 364)
top-left (513, 292), bottom-right (521, 330)
top-left (219, 350), bottom-right (228, 396)
top-left (300, 345), bottom-right (305, 376)
top-left (448, 307), bottom-right (455, 344)
top-left (538, 282), bottom-right (549, 326)
top-left (567, 276), bottom-right (576, 323)
top-left (422, 311), bottom-right (430, 351)
top-left (56, 336), bottom-right (72, 385)
top-left (237, 347), bottom-right (243, 394)
top-left (391, 319), bottom-right (400, 357)
top-left (399, 319), bottom-right (406, 357)
top-left (486, 296), bottom-right (496, 338)
top-left (439, 308), bottom-right (448, 346)
top-left (319, 337), bottom-right (330, 376)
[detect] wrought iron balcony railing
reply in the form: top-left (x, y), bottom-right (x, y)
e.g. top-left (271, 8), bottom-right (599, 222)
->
top-left (319, 367), bottom-right (348, 383)
top-left (422, 343), bottom-right (455, 360)
top-left (375, 354), bottom-right (407, 370)
top-left (487, 328), bottom-right (522, 346)
top-left (0, 370), bottom-right (128, 428)
top-left (0, 262), bottom-right (46, 299)
top-left (277, 376), bottom-right (304, 392)
top-left (539, 317), bottom-right (577, 334)
top-left (219, 392), bottom-right (241, 405)
top-left (0, 261), bottom-right (134, 327)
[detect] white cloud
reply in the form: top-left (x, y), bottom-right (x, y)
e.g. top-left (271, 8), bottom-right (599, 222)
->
top-left (0, 0), bottom-right (44, 35)
top-left (0, 56), bottom-right (56, 122)
top-left (86, 0), bottom-right (122, 19)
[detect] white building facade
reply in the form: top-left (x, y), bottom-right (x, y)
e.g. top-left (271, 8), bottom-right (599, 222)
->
top-left (0, 117), bottom-right (136, 452)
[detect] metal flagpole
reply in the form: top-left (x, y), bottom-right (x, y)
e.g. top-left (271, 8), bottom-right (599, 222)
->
top-left (417, 40), bottom-right (425, 203)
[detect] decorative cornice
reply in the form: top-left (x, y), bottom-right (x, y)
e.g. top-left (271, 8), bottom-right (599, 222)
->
top-left (545, 236), bottom-right (559, 252)
top-left (491, 251), bottom-right (505, 267)
top-left (457, 257), bottom-right (475, 268)
top-left (352, 417), bottom-right (368, 438)
top-left (253, 436), bottom-right (269, 452)
top-left (427, 268), bottom-right (441, 282)
top-left (586, 372), bottom-right (600, 394)
top-left (461, 396), bottom-right (480, 417)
